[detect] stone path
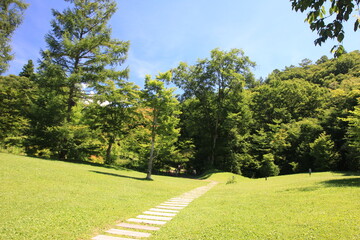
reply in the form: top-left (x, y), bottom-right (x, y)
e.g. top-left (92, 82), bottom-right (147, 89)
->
top-left (92, 181), bottom-right (218, 240)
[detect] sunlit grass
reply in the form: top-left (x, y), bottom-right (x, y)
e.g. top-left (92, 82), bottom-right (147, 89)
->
top-left (152, 172), bottom-right (360, 240)
top-left (0, 153), bottom-right (205, 240)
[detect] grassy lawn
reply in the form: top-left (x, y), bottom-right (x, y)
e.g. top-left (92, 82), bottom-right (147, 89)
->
top-left (0, 153), bottom-right (205, 240)
top-left (2, 153), bottom-right (360, 240)
top-left (152, 172), bottom-right (360, 240)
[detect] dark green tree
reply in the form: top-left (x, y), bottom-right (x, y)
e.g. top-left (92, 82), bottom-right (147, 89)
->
top-left (30, 0), bottom-right (129, 160)
top-left (19, 59), bottom-right (35, 78)
top-left (172, 48), bottom-right (255, 170)
top-left (0, 75), bottom-right (36, 148)
top-left (0, 0), bottom-right (28, 74)
top-left (258, 153), bottom-right (280, 179)
top-left (310, 132), bottom-right (340, 171)
top-left (41, 0), bottom-right (129, 122)
top-left (85, 80), bottom-right (140, 164)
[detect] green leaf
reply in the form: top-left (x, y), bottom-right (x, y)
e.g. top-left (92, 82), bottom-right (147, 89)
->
top-left (355, 19), bottom-right (360, 31)
top-left (337, 32), bottom-right (344, 42)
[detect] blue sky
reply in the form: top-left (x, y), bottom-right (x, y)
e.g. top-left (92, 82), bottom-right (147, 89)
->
top-left (6, 0), bottom-right (359, 88)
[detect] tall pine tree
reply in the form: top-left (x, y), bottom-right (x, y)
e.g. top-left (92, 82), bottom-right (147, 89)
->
top-left (32, 0), bottom-right (129, 160)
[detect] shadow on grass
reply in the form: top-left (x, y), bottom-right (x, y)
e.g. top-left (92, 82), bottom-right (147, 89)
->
top-left (89, 170), bottom-right (148, 181)
top-left (321, 178), bottom-right (360, 187)
top-left (198, 169), bottom-right (222, 180)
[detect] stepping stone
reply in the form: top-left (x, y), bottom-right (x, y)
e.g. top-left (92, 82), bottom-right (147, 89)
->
top-left (106, 229), bottom-right (151, 238)
top-left (143, 211), bottom-right (176, 217)
top-left (127, 218), bottom-right (167, 225)
top-left (170, 198), bottom-right (192, 201)
top-left (160, 203), bottom-right (188, 207)
top-left (136, 215), bottom-right (172, 221)
top-left (156, 205), bottom-right (183, 210)
top-left (168, 199), bottom-right (192, 202)
top-left (92, 235), bottom-right (136, 240)
top-left (117, 223), bottom-right (160, 231)
top-left (163, 201), bottom-right (189, 205)
top-left (149, 208), bottom-right (179, 213)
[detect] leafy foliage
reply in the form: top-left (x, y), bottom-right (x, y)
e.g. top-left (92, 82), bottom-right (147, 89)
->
top-left (142, 74), bottom-right (181, 179)
top-left (0, 0), bottom-right (28, 74)
top-left (1, 0), bottom-right (359, 178)
top-left (291, 0), bottom-right (360, 57)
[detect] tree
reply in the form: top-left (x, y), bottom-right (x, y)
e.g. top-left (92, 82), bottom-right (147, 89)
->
top-left (258, 153), bottom-right (280, 179)
top-left (0, 75), bottom-right (36, 147)
top-left (143, 73), bottom-right (181, 180)
top-left (0, 0), bottom-right (28, 74)
top-left (19, 59), bottom-right (35, 78)
top-left (342, 98), bottom-right (360, 170)
top-left (41, 0), bottom-right (129, 122)
top-left (310, 132), bottom-right (340, 171)
top-left (31, 0), bottom-right (129, 160)
top-left (291, 0), bottom-right (360, 57)
top-left (85, 80), bottom-right (140, 164)
top-left (171, 48), bottom-right (255, 170)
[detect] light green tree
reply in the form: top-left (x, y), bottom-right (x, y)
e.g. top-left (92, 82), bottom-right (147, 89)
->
top-left (0, 0), bottom-right (28, 74)
top-left (143, 73), bottom-right (181, 180)
top-left (343, 98), bottom-right (360, 170)
top-left (85, 80), bottom-right (140, 164)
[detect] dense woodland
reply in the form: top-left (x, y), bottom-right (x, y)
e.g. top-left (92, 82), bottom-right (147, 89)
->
top-left (1, 0), bottom-right (359, 178)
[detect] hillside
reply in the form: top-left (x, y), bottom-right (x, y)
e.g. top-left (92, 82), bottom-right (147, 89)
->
top-left (1, 153), bottom-right (360, 239)
top-left (0, 153), bottom-right (205, 240)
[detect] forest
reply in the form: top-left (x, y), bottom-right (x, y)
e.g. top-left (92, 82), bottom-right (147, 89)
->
top-left (1, 0), bottom-right (359, 179)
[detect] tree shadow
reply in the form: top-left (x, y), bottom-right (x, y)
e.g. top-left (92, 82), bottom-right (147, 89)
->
top-left (321, 178), bottom-right (360, 187)
top-left (89, 170), bottom-right (148, 181)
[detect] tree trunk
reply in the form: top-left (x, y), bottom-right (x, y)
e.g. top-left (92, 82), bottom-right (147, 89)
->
top-left (209, 118), bottom-right (218, 168)
top-left (146, 114), bottom-right (157, 180)
top-left (105, 136), bottom-right (115, 164)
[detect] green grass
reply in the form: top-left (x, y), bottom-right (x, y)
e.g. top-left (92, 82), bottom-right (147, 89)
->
top-left (0, 153), bottom-right (205, 240)
top-left (152, 172), bottom-right (360, 240)
top-left (2, 153), bottom-right (360, 240)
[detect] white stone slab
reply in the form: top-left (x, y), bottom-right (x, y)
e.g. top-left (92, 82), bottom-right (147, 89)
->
top-left (167, 199), bottom-right (192, 202)
top-left (160, 203), bottom-right (188, 207)
top-left (106, 229), bottom-right (151, 238)
top-left (164, 201), bottom-right (189, 205)
top-left (92, 235), bottom-right (136, 240)
top-left (170, 198), bottom-right (192, 202)
top-left (143, 211), bottom-right (176, 217)
top-left (156, 205), bottom-right (183, 210)
top-left (116, 223), bottom-right (160, 231)
top-left (149, 208), bottom-right (179, 213)
top-left (136, 215), bottom-right (172, 221)
top-left (127, 218), bottom-right (167, 225)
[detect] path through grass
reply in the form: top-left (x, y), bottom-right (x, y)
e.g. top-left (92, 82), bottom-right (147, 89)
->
top-left (151, 172), bottom-right (360, 240)
top-left (0, 153), bottom-right (205, 240)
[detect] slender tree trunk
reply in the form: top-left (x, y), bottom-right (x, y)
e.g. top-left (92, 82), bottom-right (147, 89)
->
top-left (67, 86), bottom-right (75, 122)
top-left (146, 114), bottom-right (157, 180)
top-left (67, 58), bottom-right (79, 122)
top-left (105, 136), bottom-right (115, 164)
top-left (209, 118), bottom-right (218, 168)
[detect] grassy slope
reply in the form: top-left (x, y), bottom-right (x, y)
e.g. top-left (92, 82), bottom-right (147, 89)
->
top-left (0, 153), bottom-right (205, 240)
top-left (152, 172), bottom-right (360, 240)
